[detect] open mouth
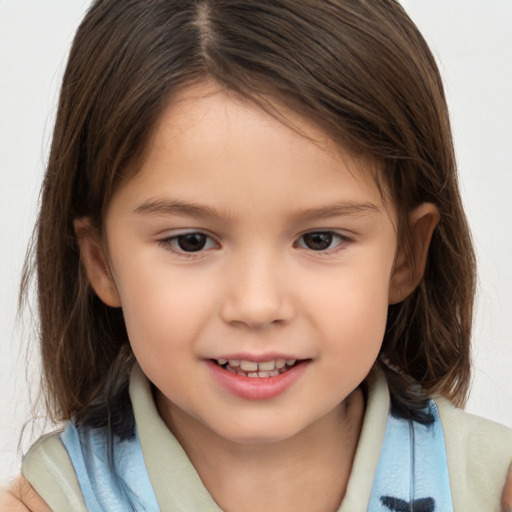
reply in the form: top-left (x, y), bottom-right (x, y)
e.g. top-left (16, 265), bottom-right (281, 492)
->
top-left (212, 358), bottom-right (301, 378)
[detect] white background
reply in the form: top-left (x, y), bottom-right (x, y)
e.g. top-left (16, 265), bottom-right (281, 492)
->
top-left (1, 0), bottom-right (511, 484)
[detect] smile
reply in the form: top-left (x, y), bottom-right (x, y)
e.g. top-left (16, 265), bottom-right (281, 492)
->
top-left (208, 358), bottom-right (309, 399)
top-left (214, 358), bottom-right (299, 378)
top-left (208, 357), bottom-right (308, 400)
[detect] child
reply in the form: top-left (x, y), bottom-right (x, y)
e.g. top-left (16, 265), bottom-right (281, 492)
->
top-left (3, 0), bottom-right (512, 510)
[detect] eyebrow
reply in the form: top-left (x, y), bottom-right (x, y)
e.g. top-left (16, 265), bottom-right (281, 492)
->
top-left (134, 199), bottom-right (234, 220)
top-left (133, 198), bottom-right (379, 221)
top-left (297, 201), bottom-right (380, 221)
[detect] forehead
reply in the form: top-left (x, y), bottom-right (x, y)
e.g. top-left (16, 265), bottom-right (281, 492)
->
top-left (112, 81), bottom-right (390, 220)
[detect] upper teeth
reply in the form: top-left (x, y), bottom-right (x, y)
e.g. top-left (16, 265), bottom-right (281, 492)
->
top-left (217, 358), bottom-right (297, 372)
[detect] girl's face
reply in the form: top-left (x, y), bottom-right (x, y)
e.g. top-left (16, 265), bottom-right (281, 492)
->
top-left (90, 82), bottom-right (404, 445)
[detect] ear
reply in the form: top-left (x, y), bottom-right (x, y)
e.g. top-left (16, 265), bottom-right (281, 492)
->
top-left (74, 218), bottom-right (121, 307)
top-left (389, 203), bottom-right (440, 304)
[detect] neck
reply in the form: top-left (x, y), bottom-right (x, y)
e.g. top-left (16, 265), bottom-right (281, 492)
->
top-left (157, 390), bottom-right (365, 512)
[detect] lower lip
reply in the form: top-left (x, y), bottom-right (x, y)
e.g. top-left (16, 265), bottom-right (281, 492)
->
top-left (207, 360), bottom-right (309, 400)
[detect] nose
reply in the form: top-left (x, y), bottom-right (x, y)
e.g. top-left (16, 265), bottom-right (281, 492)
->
top-left (220, 252), bottom-right (295, 329)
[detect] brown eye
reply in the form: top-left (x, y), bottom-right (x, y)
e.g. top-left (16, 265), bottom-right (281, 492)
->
top-left (176, 233), bottom-right (208, 252)
top-left (301, 232), bottom-right (334, 251)
top-left (296, 231), bottom-right (349, 253)
top-left (159, 231), bottom-right (218, 256)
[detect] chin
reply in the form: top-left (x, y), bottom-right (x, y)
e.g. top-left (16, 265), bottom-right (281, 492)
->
top-left (211, 415), bottom-right (312, 446)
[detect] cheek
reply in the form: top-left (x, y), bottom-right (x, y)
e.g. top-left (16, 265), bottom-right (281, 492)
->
top-left (311, 254), bottom-right (393, 360)
top-left (322, 284), bottom-right (389, 349)
top-left (316, 286), bottom-right (389, 397)
top-left (113, 263), bottom-right (216, 368)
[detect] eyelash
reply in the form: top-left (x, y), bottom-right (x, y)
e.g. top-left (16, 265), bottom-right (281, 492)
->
top-left (158, 230), bottom-right (350, 257)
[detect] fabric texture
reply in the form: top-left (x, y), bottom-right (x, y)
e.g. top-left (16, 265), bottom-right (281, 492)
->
top-left (59, 422), bottom-right (160, 511)
top-left (22, 365), bottom-right (512, 511)
top-left (368, 401), bottom-right (453, 512)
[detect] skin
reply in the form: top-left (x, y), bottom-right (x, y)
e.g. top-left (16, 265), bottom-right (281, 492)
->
top-left (0, 477), bottom-right (50, 512)
top-left (504, 465), bottom-right (512, 512)
top-left (75, 82), bottom-right (438, 511)
top-left (5, 82), bottom-right (510, 510)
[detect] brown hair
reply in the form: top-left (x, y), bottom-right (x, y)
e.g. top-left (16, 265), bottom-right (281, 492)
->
top-left (25, 0), bottom-right (475, 429)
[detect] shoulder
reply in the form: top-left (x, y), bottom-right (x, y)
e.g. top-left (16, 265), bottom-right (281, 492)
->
top-left (434, 396), bottom-right (512, 510)
top-left (435, 396), bottom-right (512, 456)
top-left (0, 475), bottom-right (50, 512)
top-left (21, 430), bottom-right (87, 512)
